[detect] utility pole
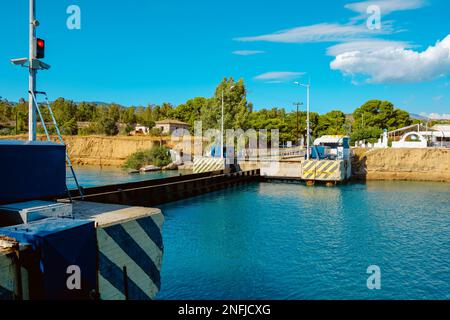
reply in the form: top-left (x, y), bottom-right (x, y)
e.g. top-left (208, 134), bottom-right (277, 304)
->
top-left (294, 81), bottom-right (311, 160)
top-left (293, 102), bottom-right (303, 146)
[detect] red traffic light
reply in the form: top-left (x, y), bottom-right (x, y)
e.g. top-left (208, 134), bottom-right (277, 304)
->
top-left (36, 38), bottom-right (45, 59)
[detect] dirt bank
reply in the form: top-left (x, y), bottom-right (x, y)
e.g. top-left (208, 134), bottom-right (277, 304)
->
top-left (64, 136), bottom-right (174, 166)
top-left (352, 148), bottom-right (450, 182)
top-left (1, 135), bottom-right (172, 167)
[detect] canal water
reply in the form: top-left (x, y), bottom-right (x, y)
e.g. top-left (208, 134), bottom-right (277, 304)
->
top-left (156, 181), bottom-right (450, 300)
top-left (68, 166), bottom-right (188, 188)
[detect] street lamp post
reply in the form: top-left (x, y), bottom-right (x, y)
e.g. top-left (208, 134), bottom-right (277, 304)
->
top-left (294, 81), bottom-right (311, 160)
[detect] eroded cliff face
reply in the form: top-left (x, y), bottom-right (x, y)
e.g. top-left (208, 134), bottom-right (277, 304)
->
top-left (352, 148), bottom-right (450, 182)
top-left (2, 135), bottom-right (449, 181)
top-left (2, 135), bottom-right (171, 167)
top-left (63, 136), bottom-right (171, 166)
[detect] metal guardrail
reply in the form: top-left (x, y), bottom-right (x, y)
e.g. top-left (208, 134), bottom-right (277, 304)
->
top-left (238, 147), bottom-right (306, 160)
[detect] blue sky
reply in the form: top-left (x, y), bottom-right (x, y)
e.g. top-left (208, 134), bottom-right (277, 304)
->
top-left (1, 0), bottom-right (449, 118)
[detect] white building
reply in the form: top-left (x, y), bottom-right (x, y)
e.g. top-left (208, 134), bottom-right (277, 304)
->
top-left (155, 119), bottom-right (189, 135)
top-left (133, 124), bottom-right (150, 135)
top-left (389, 124), bottom-right (450, 148)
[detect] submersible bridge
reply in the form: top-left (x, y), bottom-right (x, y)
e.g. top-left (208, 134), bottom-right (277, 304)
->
top-left (1, 0), bottom-right (351, 301)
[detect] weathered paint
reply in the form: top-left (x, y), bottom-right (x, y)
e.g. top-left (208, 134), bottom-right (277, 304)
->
top-left (0, 249), bottom-right (15, 300)
top-left (72, 202), bottom-right (164, 300)
top-left (301, 160), bottom-right (352, 182)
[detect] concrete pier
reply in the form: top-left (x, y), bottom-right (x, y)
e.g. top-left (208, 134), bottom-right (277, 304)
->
top-left (73, 201), bottom-right (164, 300)
top-left (0, 202), bottom-right (164, 300)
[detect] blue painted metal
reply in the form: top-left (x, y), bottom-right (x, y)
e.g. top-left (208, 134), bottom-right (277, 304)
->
top-left (0, 140), bottom-right (66, 204)
top-left (0, 218), bottom-right (97, 300)
top-left (311, 146), bottom-right (328, 160)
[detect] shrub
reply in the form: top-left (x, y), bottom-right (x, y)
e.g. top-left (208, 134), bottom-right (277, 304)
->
top-left (123, 145), bottom-right (171, 170)
top-left (0, 127), bottom-right (13, 136)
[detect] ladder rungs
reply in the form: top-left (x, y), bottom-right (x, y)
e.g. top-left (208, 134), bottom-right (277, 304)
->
top-left (32, 90), bottom-right (85, 200)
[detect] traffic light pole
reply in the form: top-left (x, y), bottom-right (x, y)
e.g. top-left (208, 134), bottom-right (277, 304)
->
top-left (28, 0), bottom-right (37, 141)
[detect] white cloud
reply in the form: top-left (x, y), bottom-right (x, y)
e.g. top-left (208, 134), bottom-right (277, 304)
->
top-left (433, 95), bottom-right (444, 102)
top-left (419, 112), bottom-right (450, 120)
top-left (254, 72), bottom-right (305, 81)
top-left (326, 39), bottom-right (410, 55)
top-left (345, 0), bottom-right (426, 16)
top-left (232, 50), bottom-right (265, 56)
top-left (235, 23), bottom-right (389, 44)
top-left (330, 34), bottom-right (450, 83)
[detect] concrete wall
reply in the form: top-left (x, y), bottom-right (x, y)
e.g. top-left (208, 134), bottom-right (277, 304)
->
top-left (263, 161), bottom-right (302, 177)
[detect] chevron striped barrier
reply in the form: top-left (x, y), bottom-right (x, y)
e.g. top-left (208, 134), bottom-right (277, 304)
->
top-left (94, 211), bottom-right (164, 300)
top-left (71, 201), bottom-right (164, 301)
top-left (193, 157), bottom-right (226, 173)
top-left (301, 160), bottom-right (350, 181)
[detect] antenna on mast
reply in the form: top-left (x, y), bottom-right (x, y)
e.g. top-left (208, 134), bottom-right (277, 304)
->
top-left (10, 0), bottom-right (51, 141)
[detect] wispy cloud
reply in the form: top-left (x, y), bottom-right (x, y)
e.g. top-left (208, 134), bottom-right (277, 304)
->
top-left (254, 72), bottom-right (305, 82)
top-left (433, 95), bottom-right (444, 102)
top-left (232, 50), bottom-right (265, 56)
top-left (330, 34), bottom-right (450, 83)
top-left (345, 0), bottom-right (427, 16)
top-left (327, 39), bottom-right (411, 55)
top-left (235, 23), bottom-right (390, 44)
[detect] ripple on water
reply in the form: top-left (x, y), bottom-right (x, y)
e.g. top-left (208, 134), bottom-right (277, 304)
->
top-left (156, 181), bottom-right (450, 300)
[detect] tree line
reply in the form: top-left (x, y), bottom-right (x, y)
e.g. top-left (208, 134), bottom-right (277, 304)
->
top-left (0, 77), bottom-right (440, 143)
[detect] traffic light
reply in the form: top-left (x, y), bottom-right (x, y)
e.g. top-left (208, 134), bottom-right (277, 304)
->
top-left (36, 38), bottom-right (45, 59)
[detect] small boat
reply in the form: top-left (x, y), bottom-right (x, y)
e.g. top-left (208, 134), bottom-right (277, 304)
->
top-left (140, 165), bottom-right (161, 172)
top-left (127, 169), bottom-right (140, 174)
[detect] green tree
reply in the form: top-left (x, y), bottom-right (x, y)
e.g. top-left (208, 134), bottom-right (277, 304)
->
top-left (108, 104), bottom-right (121, 122)
top-left (120, 106), bottom-right (137, 125)
top-left (315, 110), bottom-right (347, 137)
top-left (350, 127), bottom-right (383, 143)
top-left (172, 97), bottom-right (210, 132)
top-left (51, 98), bottom-right (78, 134)
top-left (94, 105), bottom-right (118, 135)
top-left (353, 100), bottom-right (412, 131)
top-left (76, 102), bottom-right (96, 122)
top-left (0, 99), bottom-right (14, 122)
top-left (201, 77), bottom-right (251, 131)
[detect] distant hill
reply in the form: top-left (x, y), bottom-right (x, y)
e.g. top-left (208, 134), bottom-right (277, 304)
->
top-left (409, 113), bottom-right (428, 120)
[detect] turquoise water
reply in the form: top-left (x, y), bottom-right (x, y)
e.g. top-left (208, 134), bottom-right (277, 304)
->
top-left (156, 181), bottom-right (450, 300)
top-left (68, 166), bottom-right (188, 188)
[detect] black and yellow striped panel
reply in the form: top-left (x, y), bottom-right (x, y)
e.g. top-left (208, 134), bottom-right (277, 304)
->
top-left (193, 158), bottom-right (226, 173)
top-left (301, 160), bottom-right (343, 181)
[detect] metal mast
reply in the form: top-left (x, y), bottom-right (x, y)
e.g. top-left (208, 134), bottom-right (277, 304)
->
top-left (28, 0), bottom-right (37, 141)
